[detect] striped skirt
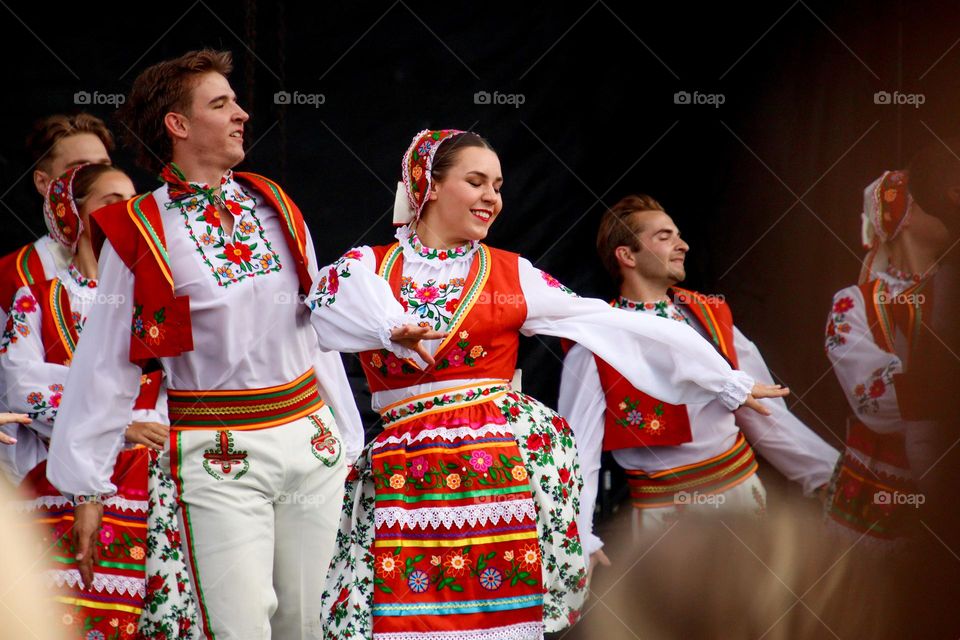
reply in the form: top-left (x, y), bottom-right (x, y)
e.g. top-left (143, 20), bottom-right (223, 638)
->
top-left (321, 382), bottom-right (587, 640)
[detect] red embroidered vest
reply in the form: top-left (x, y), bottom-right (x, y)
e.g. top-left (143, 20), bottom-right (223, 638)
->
top-left (0, 243), bottom-right (46, 314)
top-left (595, 287), bottom-right (739, 451)
top-left (29, 278), bottom-right (161, 409)
top-left (859, 278), bottom-right (933, 421)
top-left (91, 172), bottom-right (312, 367)
top-left (358, 243), bottom-right (527, 392)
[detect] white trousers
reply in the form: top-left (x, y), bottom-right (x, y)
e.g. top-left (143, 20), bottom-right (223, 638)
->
top-left (165, 406), bottom-right (347, 639)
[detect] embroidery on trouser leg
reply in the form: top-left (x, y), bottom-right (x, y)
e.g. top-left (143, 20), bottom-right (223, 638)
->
top-left (308, 413), bottom-right (342, 467)
top-left (202, 430), bottom-right (250, 480)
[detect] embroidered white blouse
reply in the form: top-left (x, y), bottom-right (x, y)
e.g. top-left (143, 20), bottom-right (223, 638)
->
top-left (308, 227), bottom-right (755, 415)
top-left (47, 176), bottom-right (364, 498)
top-left (0, 264), bottom-right (164, 483)
top-left (0, 234), bottom-right (71, 481)
top-left (560, 297), bottom-right (841, 556)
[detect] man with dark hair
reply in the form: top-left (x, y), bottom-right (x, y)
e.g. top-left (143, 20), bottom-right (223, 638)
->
top-left (0, 113), bottom-right (113, 483)
top-left (560, 195), bottom-right (838, 575)
top-left (48, 49), bottom-right (363, 639)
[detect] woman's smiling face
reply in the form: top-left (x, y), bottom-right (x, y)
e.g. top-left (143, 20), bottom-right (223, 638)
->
top-left (417, 145), bottom-right (503, 246)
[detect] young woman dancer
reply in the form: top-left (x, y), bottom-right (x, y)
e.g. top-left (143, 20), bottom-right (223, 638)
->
top-left (1, 164), bottom-right (199, 639)
top-left (309, 129), bottom-right (786, 640)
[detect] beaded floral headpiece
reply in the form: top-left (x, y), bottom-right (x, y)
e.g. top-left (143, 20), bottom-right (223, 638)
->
top-left (43, 164), bottom-right (87, 252)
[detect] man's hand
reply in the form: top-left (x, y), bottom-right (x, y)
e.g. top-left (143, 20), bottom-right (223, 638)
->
top-left (73, 502), bottom-right (103, 590)
top-left (125, 421), bottom-right (169, 450)
top-left (390, 324), bottom-right (448, 366)
top-left (741, 383), bottom-right (790, 416)
top-left (0, 412), bottom-right (30, 444)
top-left (587, 548), bottom-right (611, 585)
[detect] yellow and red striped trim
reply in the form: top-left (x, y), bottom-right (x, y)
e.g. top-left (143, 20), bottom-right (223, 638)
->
top-left (168, 369), bottom-right (323, 430)
top-left (625, 433), bottom-right (758, 508)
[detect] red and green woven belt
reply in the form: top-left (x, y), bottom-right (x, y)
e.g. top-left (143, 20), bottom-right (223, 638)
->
top-left (168, 369), bottom-right (323, 430)
top-left (625, 432), bottom-right (758, 508)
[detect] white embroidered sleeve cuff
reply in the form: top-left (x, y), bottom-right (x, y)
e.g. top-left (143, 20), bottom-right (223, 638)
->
top-left (379, 313), bottom-right (424, 359)
top-left (718, 370), bottom-right (754, 411)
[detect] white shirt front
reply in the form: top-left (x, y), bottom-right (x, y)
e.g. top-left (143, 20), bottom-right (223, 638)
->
top-left (47, 177), bottom-right (363, 497)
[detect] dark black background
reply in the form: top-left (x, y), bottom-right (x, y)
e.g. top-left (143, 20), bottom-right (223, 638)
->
top-left (2, 0), bottom-right (958, 453)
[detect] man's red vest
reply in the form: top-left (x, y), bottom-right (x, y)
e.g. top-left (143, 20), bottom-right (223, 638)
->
top-left (91, 172), bottom-right (312, 367)
top-left (595, 287), bottom-right (739, 451)
top-left (358, 243), bottom-right (527, 392)
top-left (29, 277), bottom-right (161, 409)
top-left (0, 243), bottom-right (46, 314)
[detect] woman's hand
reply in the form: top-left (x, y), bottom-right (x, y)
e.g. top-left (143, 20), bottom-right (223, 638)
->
top-left (124, 421), bottom-right (169, 450)
top-left (0, 413), bottom-right (31, 444)
top-left (741, 383), bottom-right (790, 416)
top-left (74, 502), bottom-right (103, 590)
top-left (390, 324), bottom-right (448, 366)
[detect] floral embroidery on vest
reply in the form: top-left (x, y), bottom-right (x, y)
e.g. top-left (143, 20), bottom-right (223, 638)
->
top-left (401, 276), bottom-right (466, 331)
top-left (615, 397), bottom-right (666, 432)
top-left (169, 180), bottom-right (283, 287)
top-left (0, 293), bottom-right (37, 354)
top-left (434, 330), bottom-right (487, 370)
top-left (132, 304), bottom-right (168, 346)
top-left (826, 295), bottom-right (855, 350)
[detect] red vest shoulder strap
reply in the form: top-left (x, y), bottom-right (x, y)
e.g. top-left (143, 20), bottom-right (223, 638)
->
top-left (673, 287), bottom-right (739, 369)
top-left (28, 278), bottom-right (77, 366)
top-left (234, 171), bottom-right (312, 292)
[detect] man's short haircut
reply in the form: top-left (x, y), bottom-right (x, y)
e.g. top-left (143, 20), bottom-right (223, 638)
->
top-left (596, 194), bottom-right (666, 284)
top-left (117, 49), bottom-right (234, 173)
top-left (25, 113), bottom-right (114, 172)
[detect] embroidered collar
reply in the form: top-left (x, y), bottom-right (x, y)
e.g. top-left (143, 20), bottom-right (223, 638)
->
top-left (614, 296), bottom-right (690, 324)
top-left (63, 262), bottom-right (97, 297)
top-left (160, 162), bottom-right (238, 205)
top-left (396, 226), bottom-right (478, 266)
top-left (883, 263), bottom-right (924, 284)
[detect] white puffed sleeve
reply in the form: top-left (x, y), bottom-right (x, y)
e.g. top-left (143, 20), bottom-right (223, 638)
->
top-left (558, 343), bottom-right (607, 559)
top-left (0, 285), bottom-right (68, 441)
top-left (824, 286), bottom-right (903, 433)
top-left (302, 231), bottom-right (366, 463)
top-left (47, 242), bottom-right (141, 498)
top-left (307, 247), bottom-right (419, 359)
top-left (518, 258), bottom-right (753, 409)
